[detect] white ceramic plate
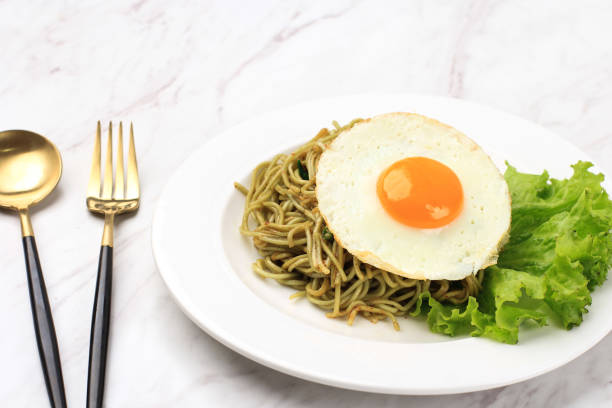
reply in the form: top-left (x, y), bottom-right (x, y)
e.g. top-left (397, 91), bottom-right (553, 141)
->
top-left (152, 94), bottom-right (612, 395)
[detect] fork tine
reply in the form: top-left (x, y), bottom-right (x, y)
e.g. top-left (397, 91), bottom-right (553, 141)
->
top-left (126, 122), bottom-right (140, 198)
top-left (87, 121), bottom-right (102, 197)
top-left (114, 122), bottom-right (125, 199)
top-left (101, 122), bottom-right (113, 199)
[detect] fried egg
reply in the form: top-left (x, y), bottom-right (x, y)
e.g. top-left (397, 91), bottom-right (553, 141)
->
top-left (316, 113), bottom-right (511, 280)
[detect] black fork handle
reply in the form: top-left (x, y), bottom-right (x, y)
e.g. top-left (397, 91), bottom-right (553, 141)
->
top-left (22, 236), bottom-right (68, 408)
top-left (86, 245), bottom-right (113, 408)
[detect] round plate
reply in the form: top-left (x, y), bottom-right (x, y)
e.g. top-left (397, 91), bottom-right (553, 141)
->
top-left (152, 94), bottom-right (612, 395)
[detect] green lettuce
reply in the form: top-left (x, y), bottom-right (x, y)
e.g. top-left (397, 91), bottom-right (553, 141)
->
top-left (412, 161), bottom-right (612, 343)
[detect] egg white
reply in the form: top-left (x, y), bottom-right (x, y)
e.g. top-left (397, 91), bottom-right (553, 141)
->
top-left (315, 112), bottom-right (511, 280)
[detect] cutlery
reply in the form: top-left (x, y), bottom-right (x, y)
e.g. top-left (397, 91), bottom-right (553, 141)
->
top-left (86, 122), bottom-right (140, 408)
top-left (0, 130), bottom-right (66, 408)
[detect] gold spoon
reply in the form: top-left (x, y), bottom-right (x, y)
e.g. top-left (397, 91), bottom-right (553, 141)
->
top-left (0, 130), bottom-right (66, 408)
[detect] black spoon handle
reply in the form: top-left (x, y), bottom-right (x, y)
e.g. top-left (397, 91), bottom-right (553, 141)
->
top-left (86, 245), bottom-right (113, 408)
top-left (22, 236), bottom-right (67, 408)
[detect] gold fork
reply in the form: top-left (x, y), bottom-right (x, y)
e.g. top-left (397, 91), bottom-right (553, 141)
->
top-left (86, 121), bottom-right (140, 408)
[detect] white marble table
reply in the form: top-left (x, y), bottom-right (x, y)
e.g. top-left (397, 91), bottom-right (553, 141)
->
top-left (1, 1), bottom-right (611, 407)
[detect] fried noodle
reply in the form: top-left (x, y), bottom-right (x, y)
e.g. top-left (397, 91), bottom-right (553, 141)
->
top-left (235, 120), bottom-right (484, 330)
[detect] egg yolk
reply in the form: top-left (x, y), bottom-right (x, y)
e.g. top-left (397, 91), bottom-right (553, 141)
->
top-left (376, 157), bottom-right (463, 229)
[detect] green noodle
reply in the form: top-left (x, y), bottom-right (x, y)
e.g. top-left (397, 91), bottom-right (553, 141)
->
top-left (236, 120), bottom-right (484, 330)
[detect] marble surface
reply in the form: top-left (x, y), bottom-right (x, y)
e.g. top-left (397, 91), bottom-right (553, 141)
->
top-left (1, 0), bottom-right (612, 407)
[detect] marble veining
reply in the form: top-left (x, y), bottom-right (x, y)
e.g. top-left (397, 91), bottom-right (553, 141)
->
top-left (1, 0), bottom-right (612, 407)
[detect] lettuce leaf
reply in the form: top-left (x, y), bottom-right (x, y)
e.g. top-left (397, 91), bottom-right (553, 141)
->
top-left (412, 161), bottom-right (612, 343)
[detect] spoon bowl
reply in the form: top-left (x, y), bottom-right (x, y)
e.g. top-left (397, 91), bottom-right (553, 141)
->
top-left (0, 130), bottom-right (62, 210)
